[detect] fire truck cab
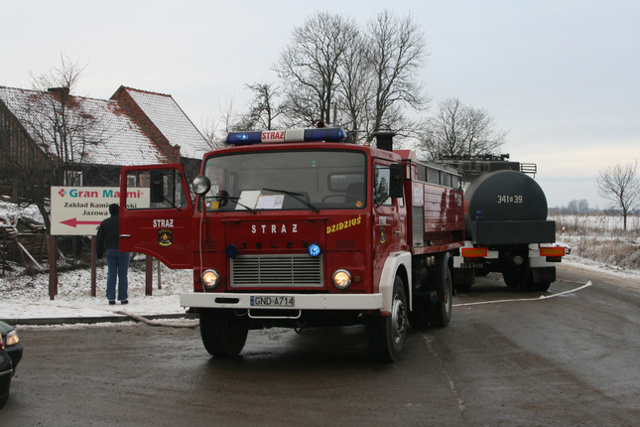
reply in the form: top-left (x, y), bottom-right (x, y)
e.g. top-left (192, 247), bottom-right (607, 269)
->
top-left (119, 126), bottom-right (464, 362)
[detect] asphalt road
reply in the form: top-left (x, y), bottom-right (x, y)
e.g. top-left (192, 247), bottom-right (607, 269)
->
top-left (2, 263), bottom-right (639, 426)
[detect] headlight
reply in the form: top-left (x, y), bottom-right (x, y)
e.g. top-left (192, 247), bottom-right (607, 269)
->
top-left (332, 269), bottom-right (352, 289)
top-left (6, 330), bottom-right (19, 346)
top-left (201, 269), bottom-right (221, 290)
top-left (191, 175), bottom-right (211, 195)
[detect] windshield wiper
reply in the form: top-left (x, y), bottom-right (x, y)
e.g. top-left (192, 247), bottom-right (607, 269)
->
top-left (262, 188), bottom-right (319, 213)
top-left (210, 193), bottom-right (257, 214)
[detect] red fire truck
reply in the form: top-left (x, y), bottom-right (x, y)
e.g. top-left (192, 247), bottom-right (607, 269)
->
top-left (119, 127), bottom-right (465, 362)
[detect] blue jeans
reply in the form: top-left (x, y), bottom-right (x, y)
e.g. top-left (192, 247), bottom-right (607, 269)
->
top-left (106, 249), bottom-right (130, 302)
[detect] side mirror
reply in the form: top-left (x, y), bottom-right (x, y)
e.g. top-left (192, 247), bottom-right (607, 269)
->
top-left (191, 175), bottom-right (211, 196)
top-left (150, 170), bottom-right (165, 203)
top-left (389, 163), bottom-right (404, 199)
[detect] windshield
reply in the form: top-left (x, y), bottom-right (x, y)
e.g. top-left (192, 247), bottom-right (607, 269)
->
top-left (200, 150), bottom-right (366, 212)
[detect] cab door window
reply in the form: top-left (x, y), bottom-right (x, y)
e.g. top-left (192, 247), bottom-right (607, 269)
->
top-left (126, 169), bottom-right (189, 210)
top-left (374, 165), bottom-right (393, 206)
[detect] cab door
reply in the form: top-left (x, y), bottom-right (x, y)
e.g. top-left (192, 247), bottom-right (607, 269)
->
top-left (372, 162), bottom-right (406, 265)
top-left (119, 164), bottom-right (195, 269)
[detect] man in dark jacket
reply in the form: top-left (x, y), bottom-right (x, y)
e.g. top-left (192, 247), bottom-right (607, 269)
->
top-left (96, 204), bottom-right (130, 305)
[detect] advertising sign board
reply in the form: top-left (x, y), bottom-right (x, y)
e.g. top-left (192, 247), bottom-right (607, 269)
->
top-left (50, 186), bottom-right (150, 236)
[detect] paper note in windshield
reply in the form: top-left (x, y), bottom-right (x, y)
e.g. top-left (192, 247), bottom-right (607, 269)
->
top-left (256, 194), bottom-right (284, 209)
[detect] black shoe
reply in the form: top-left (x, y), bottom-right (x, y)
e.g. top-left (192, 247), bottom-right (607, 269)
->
top-left (120, 300), bottom-right (129, 305)
top-left (109, 301), bottom-right (116, 305)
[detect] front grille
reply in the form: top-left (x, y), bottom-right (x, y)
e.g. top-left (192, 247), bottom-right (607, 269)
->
top-left (230, 254), bottom-right (323, 288)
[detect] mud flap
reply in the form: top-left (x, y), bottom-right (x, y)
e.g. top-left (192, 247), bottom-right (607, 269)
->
top-left (532, 266), bottom-right (556, 284)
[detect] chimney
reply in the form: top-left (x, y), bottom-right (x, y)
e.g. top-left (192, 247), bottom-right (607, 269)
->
top-left (47, 87), bottom-right (70, 101)
top-left (373, 131), bottom-right (396, 152)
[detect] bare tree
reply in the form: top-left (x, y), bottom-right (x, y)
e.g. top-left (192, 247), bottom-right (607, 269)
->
top-left (273, 11), bottom-right (428, 144)
top-left (1, 53), bottom-right (107, 231)
top-left (363, 10), bottom-right (429, 144)
top-left (596, 160), bottom-right (640, 230)
top-left (336, 31), bottom-right (372, 134)
top-left (421, 98), bottom-right (508, 159)
top-left (200, 97), bottom-right (246, 150)
top-left (275, 12), bottom-right (359, 126)
top-left (27, 53), bottom-right (97, 172)
top-left (235, 82), bottom-right (283, 131)
top-left (200, 113), bottom-right (225, 150)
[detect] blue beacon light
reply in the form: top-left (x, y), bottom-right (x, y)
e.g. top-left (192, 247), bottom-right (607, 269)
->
top-left (307, 243), bottom-right (322, 257)
top-left (303, 127), bottom-right (346, 142)
top-left (226, 127), bottom-right (347, 145)
top-left (225, 131), bottom-right (262, 145)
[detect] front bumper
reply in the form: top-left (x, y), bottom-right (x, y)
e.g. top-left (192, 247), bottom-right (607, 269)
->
top-left (6, 343), bottom-right (23, 374)
top-left (180, 292), bottom-right (383, 311)
top-left (0, 366), bottom-right (11, 407)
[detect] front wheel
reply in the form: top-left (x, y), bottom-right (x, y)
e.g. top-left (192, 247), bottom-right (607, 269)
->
top-left (366, 276), bottom-right (408, 363)
top-left (200, 309), bottom-right (249, 357)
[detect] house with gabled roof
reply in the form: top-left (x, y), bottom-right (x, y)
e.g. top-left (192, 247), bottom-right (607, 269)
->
top-left (0, 84), bottom-right (210, 195)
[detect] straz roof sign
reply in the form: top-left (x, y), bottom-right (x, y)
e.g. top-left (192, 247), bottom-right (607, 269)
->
top-left (51, 186), bottom-right (150, 236)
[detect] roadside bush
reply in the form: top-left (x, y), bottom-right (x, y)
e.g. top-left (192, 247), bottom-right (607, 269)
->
top-left (554, 214), bottom-right (640, 271)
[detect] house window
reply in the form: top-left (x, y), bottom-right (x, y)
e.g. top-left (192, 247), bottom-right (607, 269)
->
top-left (65, 170), bottom-right (83, 186)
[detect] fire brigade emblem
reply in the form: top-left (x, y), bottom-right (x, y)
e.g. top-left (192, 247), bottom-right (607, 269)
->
top-left (380, 227), bottom-right (386, 244)
top-left (158, 228), bottom-right (173, 247)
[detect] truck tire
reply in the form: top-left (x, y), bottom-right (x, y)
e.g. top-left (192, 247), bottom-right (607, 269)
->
top-left (200, 309), bottom-right (249, 357)
top-left (502, 271), bottom-right (520, 288)
top-left (428, 252), bottom-right (453, 327)
top-left (534, 281), bottom-right (551, 292)
top-left (408, 293), bottom-right (429, 329)
top-left (366, 276), bottom-right (408, 363)
top-left (502, 268), bottom-right (534, 291)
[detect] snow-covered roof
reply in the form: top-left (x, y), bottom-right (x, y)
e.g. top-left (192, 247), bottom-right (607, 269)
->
top-left (119, 87), bottom-right (210, 159)
top-left (0, 86), bottom-right (170, 166)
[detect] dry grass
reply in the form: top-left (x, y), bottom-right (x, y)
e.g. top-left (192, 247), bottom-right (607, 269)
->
top-left (552, 214), bottom-right (640, 270)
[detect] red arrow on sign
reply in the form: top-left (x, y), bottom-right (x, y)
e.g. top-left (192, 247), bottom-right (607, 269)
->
top-left (60, 218), bottom-right (103, 228)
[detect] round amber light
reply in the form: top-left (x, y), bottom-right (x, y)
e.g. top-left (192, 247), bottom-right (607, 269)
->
top-left (332, 269), bottom-right (352, 289)
top-left (201, 269), bottom-right (220, 290)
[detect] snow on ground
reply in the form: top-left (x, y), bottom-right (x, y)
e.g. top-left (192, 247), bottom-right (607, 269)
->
top-left (1, 251), bottom-right (639, 323)
top-left (0, 260), bottom-right (193, 322)
top-left (1, 202), bottom-right (639, 323)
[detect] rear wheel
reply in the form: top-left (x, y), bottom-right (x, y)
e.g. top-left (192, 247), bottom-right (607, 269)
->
top-left (503, 268), bottom-right (534, 291)
top-left (200, 309), bottom-right (249, 357)
top-left (366, 276), bottom-right (408, 363)
top-left (534, 281), bottom-right (551, 292)
top-left (408, 293), bottom-right (429, 329)
top-left (502, 271), bottom-right (520, 288)
top-left (428, 252), bottom-right (453, 327)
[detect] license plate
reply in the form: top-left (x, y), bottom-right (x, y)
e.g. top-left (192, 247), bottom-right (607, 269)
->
top-left (250, 295), bottom-right (295, 307)
top-left (461, 262), bottom-right (484, 269)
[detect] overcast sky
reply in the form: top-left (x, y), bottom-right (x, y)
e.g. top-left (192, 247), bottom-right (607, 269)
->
top-left (2, 0), bottom-right (639, 209)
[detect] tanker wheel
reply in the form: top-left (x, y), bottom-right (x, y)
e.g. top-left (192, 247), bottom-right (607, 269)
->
top-left (428, 252), bottom-right (453, 328)
top-left (534, 281), bottom-right (551, 292)
top-left (200, 308), bottom-right (249, 357)
top-left (475, 267), bottom-right (490, 277)
top-left (502, 271), bottom-right (520, 288)
top-left (502, 269), bottom-right (535, 291)
top-left (366, 276), bottom-right (408, 363)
